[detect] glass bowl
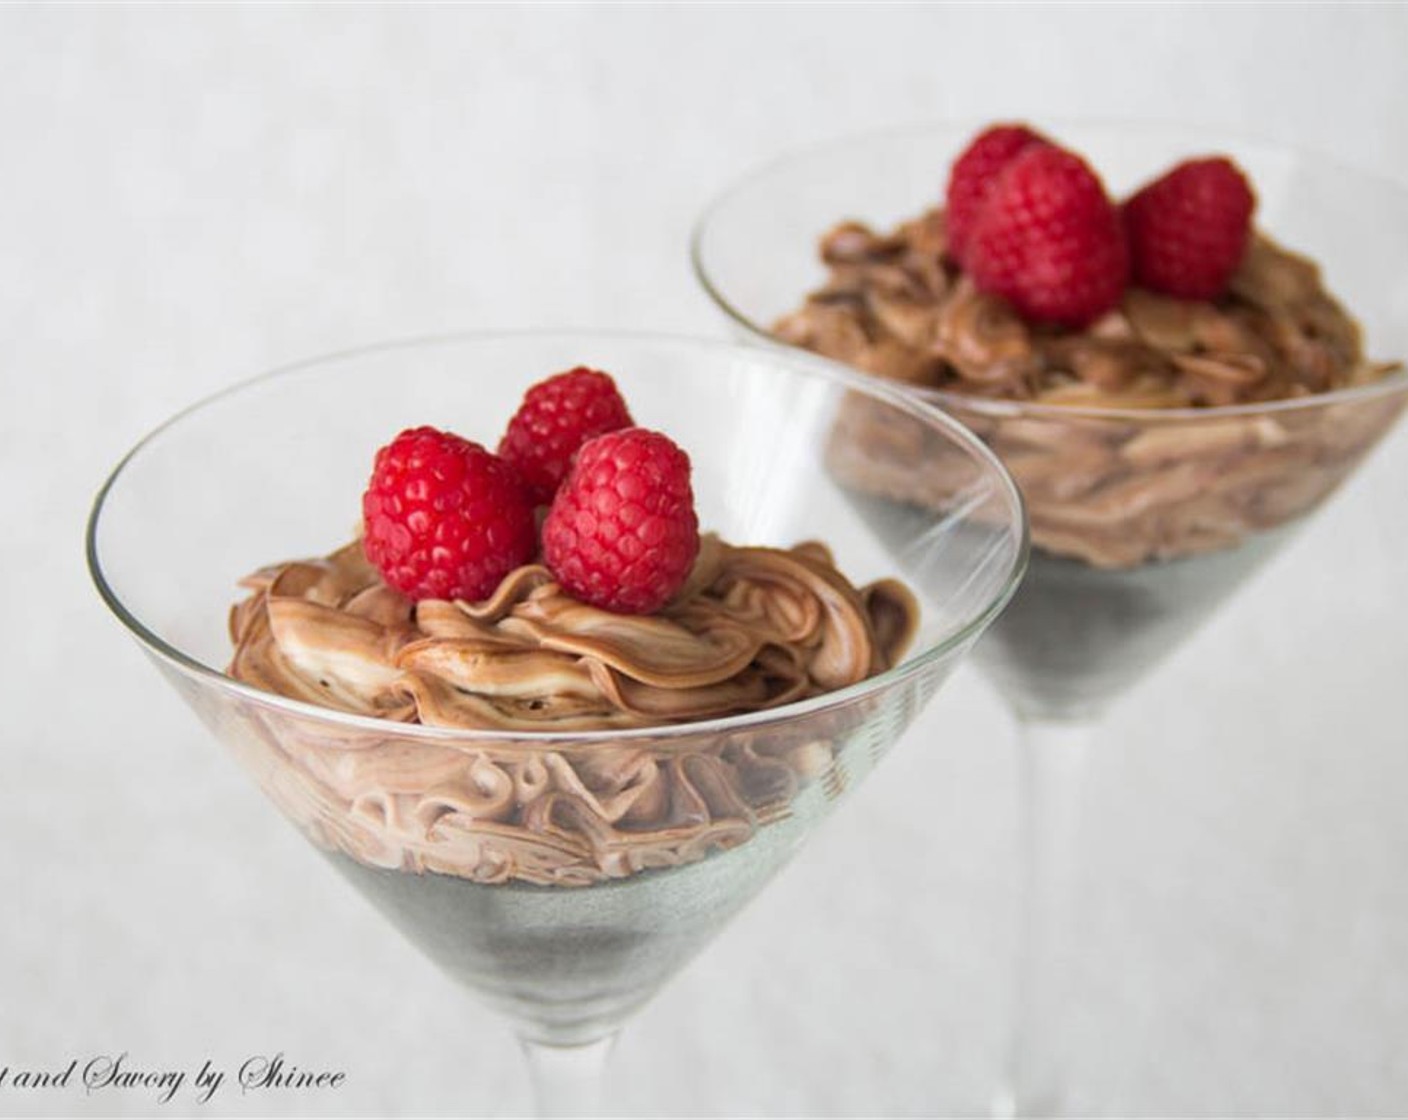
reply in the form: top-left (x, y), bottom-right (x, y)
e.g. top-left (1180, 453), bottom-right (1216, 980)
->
top-left (692, 121), bottom-right (1408, 719)
top-left (692, 122), bottom-right (1408, 1114)
top-left (87, 330), bottom-right (1027, 1113)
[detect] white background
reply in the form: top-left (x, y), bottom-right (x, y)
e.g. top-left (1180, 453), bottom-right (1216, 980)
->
top-left (4, 4), bottom-right (1408, 1116)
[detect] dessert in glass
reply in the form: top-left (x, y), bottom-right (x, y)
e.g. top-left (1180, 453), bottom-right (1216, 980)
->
top-left (691, 123), bottom-right (1408, 1114)
top-left (86, 332), bottom-right (1027, 1115)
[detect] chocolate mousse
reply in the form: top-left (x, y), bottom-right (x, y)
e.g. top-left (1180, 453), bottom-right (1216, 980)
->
top-left (775, 129), bottom-right (1404, 719)
top-left (226, 533), bottom-right (916, 886)
top-left (783, 220), bottom-right (1402, 569)
top-left (205, 363), bottom-right (936, 1047)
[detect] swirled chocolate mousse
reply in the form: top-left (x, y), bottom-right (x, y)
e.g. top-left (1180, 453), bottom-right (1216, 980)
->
top-left (787, 125), bottom-right (1404, 718)
top-left (785, 129), bottom-right (1404, 565)
top-left (225, 368), bottom-right (917, 888)
top-left (784, 224), bottom-right (1383, 404)
top-left (231, 535), bottom-right (913, 733)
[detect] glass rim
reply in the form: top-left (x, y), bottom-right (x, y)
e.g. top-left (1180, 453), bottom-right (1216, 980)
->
top-left (690, 115), bottom-right (1408, 424)
top-left (86, 328), bottom-right (1031, 747)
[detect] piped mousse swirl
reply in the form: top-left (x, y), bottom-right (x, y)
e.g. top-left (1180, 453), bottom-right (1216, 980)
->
top-left (225, 534), bottom-right (917, 885)
top-left (782, 128), bottom-right (1405, 568)
top-left (778, 223), bottom-right (1390, 408)
top-left (230, 533), bottom-right (916, 728)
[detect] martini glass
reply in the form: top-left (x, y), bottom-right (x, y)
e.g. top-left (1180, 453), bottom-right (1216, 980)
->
top-left (691, 123), bottom-right (1408, 1114)
top-left (86, 331), bottom-right (1027, 1116)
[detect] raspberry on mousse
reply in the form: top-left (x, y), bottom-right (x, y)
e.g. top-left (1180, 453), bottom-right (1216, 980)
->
top-left (944, 122), bottom-right (1050, 267)
top-left (542, 427), bottom-right (701, 615)
top-left (1123, 155), bottom-right (1256, 300)
top-left (964, 143), bottom-right (1129, 328)
top-left (361, 378), bottom-right (700, 617)
top-left (498, 366), bottom-right (634, 505)
top-left (361, 425), bottom-right (537, 603)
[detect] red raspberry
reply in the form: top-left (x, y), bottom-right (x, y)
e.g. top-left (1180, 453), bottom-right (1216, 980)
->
top-left (541, 428), bottom-right (700, 615)
top-left (498, 367), bottom-right (634, 504)
top-left (966, 145), bottom-right (1129, 328)
top-left (1124, 156), bottom-right (1256, 300)
top-left (362, 426), bottom-right (536, 602)
top-left (944, 123), bottom-right (1049, 266)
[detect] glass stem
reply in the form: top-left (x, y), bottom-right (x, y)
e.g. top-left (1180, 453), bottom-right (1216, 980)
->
top-left (520, 1034), bottom-right (616, 1118)
top-left (997, 717), bottom-right (1095, 1119)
